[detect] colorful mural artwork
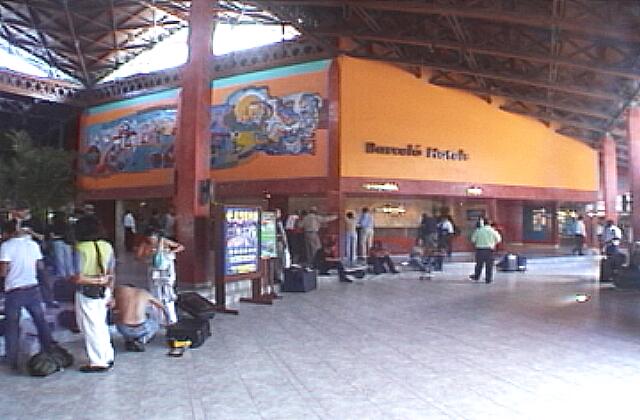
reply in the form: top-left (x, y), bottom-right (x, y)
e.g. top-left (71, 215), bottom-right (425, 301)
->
top-left (81, 86), bottom-right (324, 176)
top-left (211, 86), bottom-right (323, 168)
top-left (81, 106), bottom-right (177, 176)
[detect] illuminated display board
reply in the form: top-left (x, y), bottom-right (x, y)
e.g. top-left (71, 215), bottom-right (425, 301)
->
top-left (223, 207), bottom-right (260, 276)
top-left (260, 211), bottom-right (277, 259)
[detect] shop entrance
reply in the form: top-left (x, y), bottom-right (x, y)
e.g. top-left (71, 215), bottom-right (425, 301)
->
top-left (523, 205), bottom-right (553, 242)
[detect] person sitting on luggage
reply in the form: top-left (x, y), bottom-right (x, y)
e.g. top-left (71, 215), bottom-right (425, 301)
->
top-left (313, 241), bottom-right (355, 283)
top-left (113, 284), bottom-right (169, 352)
top-left (408, 239), bottom-right (429, 272)
top-left (368, 241), bottom-right (399, 274)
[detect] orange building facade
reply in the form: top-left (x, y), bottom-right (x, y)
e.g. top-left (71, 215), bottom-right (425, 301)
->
top-left (78, 57), bottom-right (598, 253)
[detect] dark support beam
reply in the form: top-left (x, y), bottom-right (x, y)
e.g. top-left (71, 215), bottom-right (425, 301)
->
top-left (264, 0), bottom-right (640, 43)
top-left (63, 0), bottom-right (92, 86)
top-left (357, 55), bottom-right (624, 101)
top-left (430, 81), bottom-right (613, 120)
top-left (501, 105), bottom-right (607, 133)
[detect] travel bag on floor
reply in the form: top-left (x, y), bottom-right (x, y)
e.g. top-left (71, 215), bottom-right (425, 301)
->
top-left (166, 318), bottom-right (211, 349)
top-left (176, 292), bottom-right (216, 320)
top-left (282, 267), bottom-right (317, 292)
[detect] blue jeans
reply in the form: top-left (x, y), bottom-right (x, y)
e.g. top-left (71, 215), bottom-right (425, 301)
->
top-left (5, 286), bottom-right (54, 368)
top-left (345, 232), bottom-right (357, 265)
top-left (50, 240), bottom-right (74, 278)
top-left (116, 318), bottom-right (159, 344)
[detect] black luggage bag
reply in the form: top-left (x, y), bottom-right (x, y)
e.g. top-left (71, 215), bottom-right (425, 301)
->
top-left (176, 292), bottom-right (216, 320)
top-left (497, 253), bottom-right (527, 272)
top-left (282, 268), bottom-right (317, 292)
top-left (166, 318), bottom-right (211, 348)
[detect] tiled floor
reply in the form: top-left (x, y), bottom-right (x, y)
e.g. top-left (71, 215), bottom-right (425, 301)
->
top-left (2, 256), bottom-right (640, 420)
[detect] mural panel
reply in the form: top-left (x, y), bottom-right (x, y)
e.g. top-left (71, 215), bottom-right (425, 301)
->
top-left (81, 106), bottom-right (177, 176)
top-left (81, 86), bottom-right (323, 176)
top-left (211, 86), bottom-right (323, 168)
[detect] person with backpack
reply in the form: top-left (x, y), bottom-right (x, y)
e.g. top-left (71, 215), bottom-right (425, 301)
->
top-left (0, 219), bottom-right (55, 371)
top-left (437, 215), bottom-right (456, 258)
top-left (70, 215), bottom-right (115, 373)
top-left (136, 229), bottom-right (184, 325)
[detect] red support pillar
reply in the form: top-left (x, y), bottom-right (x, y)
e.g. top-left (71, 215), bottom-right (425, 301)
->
top-left (174, 0), bottom-right (215, 285)
top-left (602, 133), bottom-right (618, 223)
top-left (326, 59), bottom-right (344, 255)
top-left (628, 106), bottom-right (640, 240)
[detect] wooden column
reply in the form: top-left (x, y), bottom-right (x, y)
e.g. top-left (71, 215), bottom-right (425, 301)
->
top-left (326, 58), bottom-right (344, 255)
top-left (602, 133), bottom-right (618, 223)
top-left (628, 106), bottom-right (640, 240)
top-left (174, 0), bottom-right (215, 285)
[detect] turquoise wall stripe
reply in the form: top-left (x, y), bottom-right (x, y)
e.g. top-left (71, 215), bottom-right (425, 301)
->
top-left (86, 59), bottom-right (331, 117)
top-left (86, 88), bottom-right (180, 116)
top-left (211, 59), bottom-right (331, 89)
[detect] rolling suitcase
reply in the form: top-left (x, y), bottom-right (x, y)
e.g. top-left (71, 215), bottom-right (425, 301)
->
top-left (166, 318), bottom-right (211, 348)
top-left (176, 292), bottom-right (216, 320)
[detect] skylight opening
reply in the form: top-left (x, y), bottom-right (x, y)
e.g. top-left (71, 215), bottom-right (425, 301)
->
top-left (99, 22), bottom-right (299, 84)
top-left (0, 37), bottom-right (76, 82)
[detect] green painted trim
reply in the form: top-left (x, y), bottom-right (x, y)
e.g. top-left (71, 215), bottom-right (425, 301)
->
top-left (86, 88), bottom-right (180, 115)
top-left (211, 59), bottom-right (331, 89)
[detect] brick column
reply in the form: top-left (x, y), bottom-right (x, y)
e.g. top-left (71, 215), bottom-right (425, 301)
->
top-left (629, 106), bottom-right (640, 240)
top-left (174, 0), bottom-right (215, 285)
top-left (602, 133), bottom-right (618, 223)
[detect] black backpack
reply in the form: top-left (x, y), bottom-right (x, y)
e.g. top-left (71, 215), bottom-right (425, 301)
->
top-left (27, 352), bottom-right (60, 377)
top-left (48, 344), bottom-right (74, 368)
top-left (27, 344), bottom-right (74, 376)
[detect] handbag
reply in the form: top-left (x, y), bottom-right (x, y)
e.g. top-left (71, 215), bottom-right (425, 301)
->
top-left (152, 237), bottom-right (169, 270)
top-left (81, 241), bottom-right (106, 299)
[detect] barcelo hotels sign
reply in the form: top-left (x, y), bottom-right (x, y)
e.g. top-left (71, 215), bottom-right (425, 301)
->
top-left (364, 142), bottom-right (469, 161)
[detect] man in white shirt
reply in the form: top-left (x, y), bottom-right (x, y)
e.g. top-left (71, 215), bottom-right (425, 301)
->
top-left (602, 220), bottom-right (622, 246)
top-left (572, 215), bottom-right (587, 256)
top-left (357, 207), bottom-right (375, 260)
top-left (300, 206), bottom-right (337, 265)
top-left (0, 219), bottom-right (54, 370)
top-left (123, 210), bottom-right (136, 252)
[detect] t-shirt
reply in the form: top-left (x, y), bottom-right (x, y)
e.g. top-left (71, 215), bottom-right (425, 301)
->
top-left (73, 240), bottom-right (115, 276)
top-left (0, 236), bottom-right (43, 291)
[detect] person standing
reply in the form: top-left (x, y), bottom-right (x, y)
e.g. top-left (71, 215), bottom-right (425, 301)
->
top-left (136, 229), bottom-right (184, 325)
top-left (274, 208), bottom-right (289, 282)
top-left (300, 206), bottom-right (337, 265)
top-left (284, 210), bottom-right (301, 264)
top-left (572, 215), bottom-right (587, 256)
top-left (0, 219), bottom-right (55, 371)
top-left (70, 216), bottom-right (115, 373)
top-left (437, 215), bottom-right (455, 258)
top-left (123, 209), bottom-right (136, 252)
top-left (344, 211), bottom-right (358, 266)
top-left (357, 207), bottom-right (375, 260)
top-left (419, 213), bottom-right (438, 252)
top-left (469, 217), bottom-right (502, 284)
top-left (48, 213), bottom-right (74, 280)
top-left (161, 208), bottom-right (176, 240)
